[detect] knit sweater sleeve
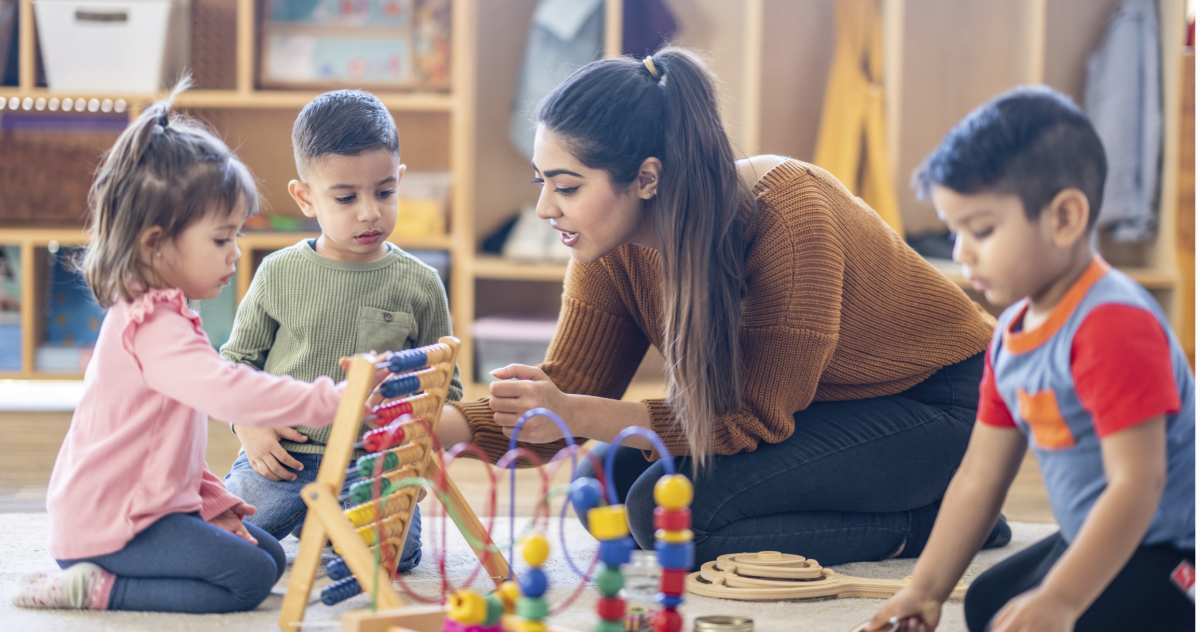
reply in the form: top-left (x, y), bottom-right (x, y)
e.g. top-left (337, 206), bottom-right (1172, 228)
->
top-left (454, 257), bottom-right (650, 463)
top-left (648, 166), bottom-right (846, 456)
top-left (220, 256), bottom-right (277, 369)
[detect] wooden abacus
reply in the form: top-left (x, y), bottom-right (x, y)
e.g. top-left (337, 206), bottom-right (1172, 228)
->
top-left (278, 336), bottom-right (511, 631)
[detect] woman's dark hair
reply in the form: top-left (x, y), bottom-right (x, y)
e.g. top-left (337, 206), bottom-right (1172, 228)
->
top-left (539, 47), bottom-right (751, 466)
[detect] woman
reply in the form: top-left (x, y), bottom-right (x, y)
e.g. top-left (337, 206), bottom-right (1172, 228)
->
top-left (438, 47), bottom-right (1008, 565)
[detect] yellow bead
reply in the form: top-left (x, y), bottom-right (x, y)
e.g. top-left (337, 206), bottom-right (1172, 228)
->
top-left (497, 580), bottom-right (521, 611)
top-left (521, 533), bottom-right (550, 567)
top-left (655, 528), bottom-right (694, 544)
top-left (654, 474), bottom-right (693, 509)
top-left (588, 505), bottom-right (630, 540)
top-left (446, 589), bottom-right (486, 624)
top-left (516, 620), bottom-right (548, 632)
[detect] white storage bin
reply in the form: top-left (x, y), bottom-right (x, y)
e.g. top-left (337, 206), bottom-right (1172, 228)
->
top-left (34, 0), bottom-right (190, 93)
top-left (472, 317), bottom-right (557, 382)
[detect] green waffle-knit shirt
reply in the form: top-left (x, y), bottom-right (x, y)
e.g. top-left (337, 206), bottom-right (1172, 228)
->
top-left (220, 239), bottom-right (462, 454)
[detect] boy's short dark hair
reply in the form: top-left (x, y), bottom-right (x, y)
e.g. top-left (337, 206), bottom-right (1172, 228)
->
top-left (292, 90), bottom-right (399, 174)
top-left (914, 86), bottom-right (1107, 228)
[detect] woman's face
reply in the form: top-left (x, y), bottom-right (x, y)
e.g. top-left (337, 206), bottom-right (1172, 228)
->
top-left (530, 125), bottom-right (651, 264)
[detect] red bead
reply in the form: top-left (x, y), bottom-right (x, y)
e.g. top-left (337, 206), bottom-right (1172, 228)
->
top-left (595, 596), bottom-right (626, 620)
top-left (660, 569), bottom-right (687, 594)
top-left (652, 608), bottom-right (683, 632)
top-left (654, 507), bottom-right (691, 531)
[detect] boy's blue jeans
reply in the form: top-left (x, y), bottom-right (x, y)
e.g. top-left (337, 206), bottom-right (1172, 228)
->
top-left (224, 451), bottom-right (422, 572)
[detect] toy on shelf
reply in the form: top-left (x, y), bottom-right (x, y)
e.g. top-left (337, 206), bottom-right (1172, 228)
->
top-left (685, 551), bottom-right (968, 602)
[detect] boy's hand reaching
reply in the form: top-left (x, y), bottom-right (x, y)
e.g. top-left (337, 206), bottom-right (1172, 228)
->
top-left (865, 586), bottom-right (943, 631)
top-left (235, 425), bottom-right (308, 481)
top-left (210, 506), bottom-right (258, 544)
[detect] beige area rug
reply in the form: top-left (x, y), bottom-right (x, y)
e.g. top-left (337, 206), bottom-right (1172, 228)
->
top-left (0, 512), bottom-right (1055, 631)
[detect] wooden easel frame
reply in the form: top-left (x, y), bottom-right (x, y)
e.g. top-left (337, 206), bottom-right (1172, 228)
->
top-left (278, 336), bottom-right (511, 631)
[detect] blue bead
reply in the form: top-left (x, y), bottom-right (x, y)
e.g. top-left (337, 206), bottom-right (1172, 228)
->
top-left (518, 568), bottom-right (549, 598)
top-left (388, 350), bottom-right (427, 373)
top-left (380, 375), bottom-right (420, 398)
top-left (325, 556), bottom-right (351, 581)
top-left (658, 593), bottom-right (684, 608)
top-left (598, 537), bottom-right (634, 567)
top-left (654, 540), bottom-right (694, 571)
top-left (320, 576), bottom-right (362, 605)
top-left (568, 478), bottom-right (603, 514)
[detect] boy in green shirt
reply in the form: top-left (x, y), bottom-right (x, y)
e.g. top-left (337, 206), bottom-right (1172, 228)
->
top-left (222, 90), bottom-right (461, 571)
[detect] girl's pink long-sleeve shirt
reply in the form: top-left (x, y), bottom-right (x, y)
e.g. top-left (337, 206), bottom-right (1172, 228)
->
top-left (46, 289), bottom-right (344, 559)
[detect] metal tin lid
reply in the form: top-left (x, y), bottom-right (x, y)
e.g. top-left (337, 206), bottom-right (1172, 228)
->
top-left (694, 615), bottom-right (754, 632)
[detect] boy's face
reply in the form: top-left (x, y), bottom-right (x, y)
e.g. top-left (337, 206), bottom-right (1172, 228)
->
top-left (932, 186), bottom-right (1062, 308)
top-left (288, 149), bottom-right (403, 263)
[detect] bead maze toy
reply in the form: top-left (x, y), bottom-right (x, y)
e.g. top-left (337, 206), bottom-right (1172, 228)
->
top-left (279, 337), bottom-right (511, 631)
top-left (321, 409), bottom-right (694, 632)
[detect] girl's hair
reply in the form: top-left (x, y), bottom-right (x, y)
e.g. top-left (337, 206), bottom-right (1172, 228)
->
top-left (81, 77), bottom-right (259, 307)
top-left (538, 47), bottom-right (750, 467)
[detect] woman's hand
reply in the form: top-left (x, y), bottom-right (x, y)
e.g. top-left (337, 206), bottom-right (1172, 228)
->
top-left (488, 364), bottom-right (572, 443)
top-left (864, 586), bottom-right (943, 631)
top-left (988, 588), bottom-right (1077, 632)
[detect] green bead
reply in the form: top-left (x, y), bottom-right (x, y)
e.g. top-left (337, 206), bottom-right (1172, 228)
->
top-left (483, 593), bottom-right (504, 626)
top-left (594, 621), bottom-right (625, 632)
top-left (516, 596), bottom-right (549, 620)
top-left (594, 567), bottom-right (624, 596)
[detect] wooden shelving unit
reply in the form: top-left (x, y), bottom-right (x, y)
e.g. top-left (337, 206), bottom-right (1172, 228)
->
top-left (0, 0), bottom-right (1190, 391)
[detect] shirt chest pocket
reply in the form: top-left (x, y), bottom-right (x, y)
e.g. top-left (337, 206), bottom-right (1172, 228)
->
top-left (1017, 388), bottom-right (1076, 450)
top-left (355, 306), bottom-right (417, 354)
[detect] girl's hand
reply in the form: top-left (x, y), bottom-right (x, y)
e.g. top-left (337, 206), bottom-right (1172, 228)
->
top-left (235, 425), bottom-right (308, 481)
top-left (864, 587), bottom-right (943, 631)
top-left (488, 364), bottom-right (571, 443)
top-left (989, 588), bottom-right (1077, 632)
top-left (210, 508), bottom-right (257, 544)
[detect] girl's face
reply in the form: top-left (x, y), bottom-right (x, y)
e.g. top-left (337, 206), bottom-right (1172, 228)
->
top-left (155, 203), bottom-right (246, 300)
top-left (530, 125), bottom-right (656, 264)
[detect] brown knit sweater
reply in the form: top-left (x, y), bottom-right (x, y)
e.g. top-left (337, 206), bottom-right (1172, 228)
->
top-left (456, 160), bottom-right (994, 462)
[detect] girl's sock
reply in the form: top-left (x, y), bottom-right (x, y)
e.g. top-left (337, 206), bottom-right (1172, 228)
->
top-left (11, 562), bottom-right (114, 610)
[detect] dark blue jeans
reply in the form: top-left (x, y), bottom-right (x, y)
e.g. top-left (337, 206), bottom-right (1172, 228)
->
top-left (224, 450), bottom-right (422, 572)
top-left (573, 353), bottom-right (984, 567)
top-left (58, 512), bottom-right (285, 613)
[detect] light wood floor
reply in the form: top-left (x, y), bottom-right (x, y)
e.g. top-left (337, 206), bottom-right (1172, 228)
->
top-left (0, 411), bottom-right (1054, 522)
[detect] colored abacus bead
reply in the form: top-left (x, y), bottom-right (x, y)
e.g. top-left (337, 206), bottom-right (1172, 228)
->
top-left (514, 620), bottom-right (547, 632)
top-left (319, 575), bottom-right (361, 605)
top-left (651, 608), bottom-right (683, 632)
top-left (441, 620), bottom-right (467, 632)
top-left (388, 349), bottom-right (427, 372)
top-left (497, 580), bottom-right (521, 612)
top-left (653, 475), bottom-right (693, 510)
top-left (521, 533), bottom-right (550, 567)
top-left (655, 528), bottom-right (693, 544)
top-left (594, 620), bottom-right (625, 632)
top-left (325, 556), bottom-right (351, 581)
top-left (598, 536), bottom-right (634, 567)
top-left (381, 374), bottom-right (420, 398)
top-left (660, 568), bottom-right (687, 594)
top-left (658, 593), bottom-right (684, 608)
top-left (653, 507), bottom-right (691, 531)
top-left (595, 596), bottom-right (626, 620)
top-left (516, 596), bottom-right (549, 620)
top-left (568, 477), bottom-right (603, 514)
top-left (654, 540), bottom-right (694, 571)
top-left (518, 568), bottom-right (548, 599)
top-left (447, 589), bottom-right (487, 624)
top-left (594, 567), bottom-right (624, 596)
top-left (588, 505), bottom-right (630, 540)
top-left (356, 451), bottom-right (400, 477)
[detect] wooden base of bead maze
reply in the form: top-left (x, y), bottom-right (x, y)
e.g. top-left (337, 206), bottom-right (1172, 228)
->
top-left (278, 337), bottom-right (511, 631)
top-left (341, 605), bottom-right (581, 632)
top-left (685, 551), bottom-right (966, 602)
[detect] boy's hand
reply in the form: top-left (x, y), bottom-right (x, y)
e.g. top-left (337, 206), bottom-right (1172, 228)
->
top-left (210, 507), bottom-right (258, 544)
top-left (865, 587), bottom-right (943, 631)
top-left (989, 588), bottom-right (1076, 632)
top-left (235, 425), bottom-right (308, 481)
